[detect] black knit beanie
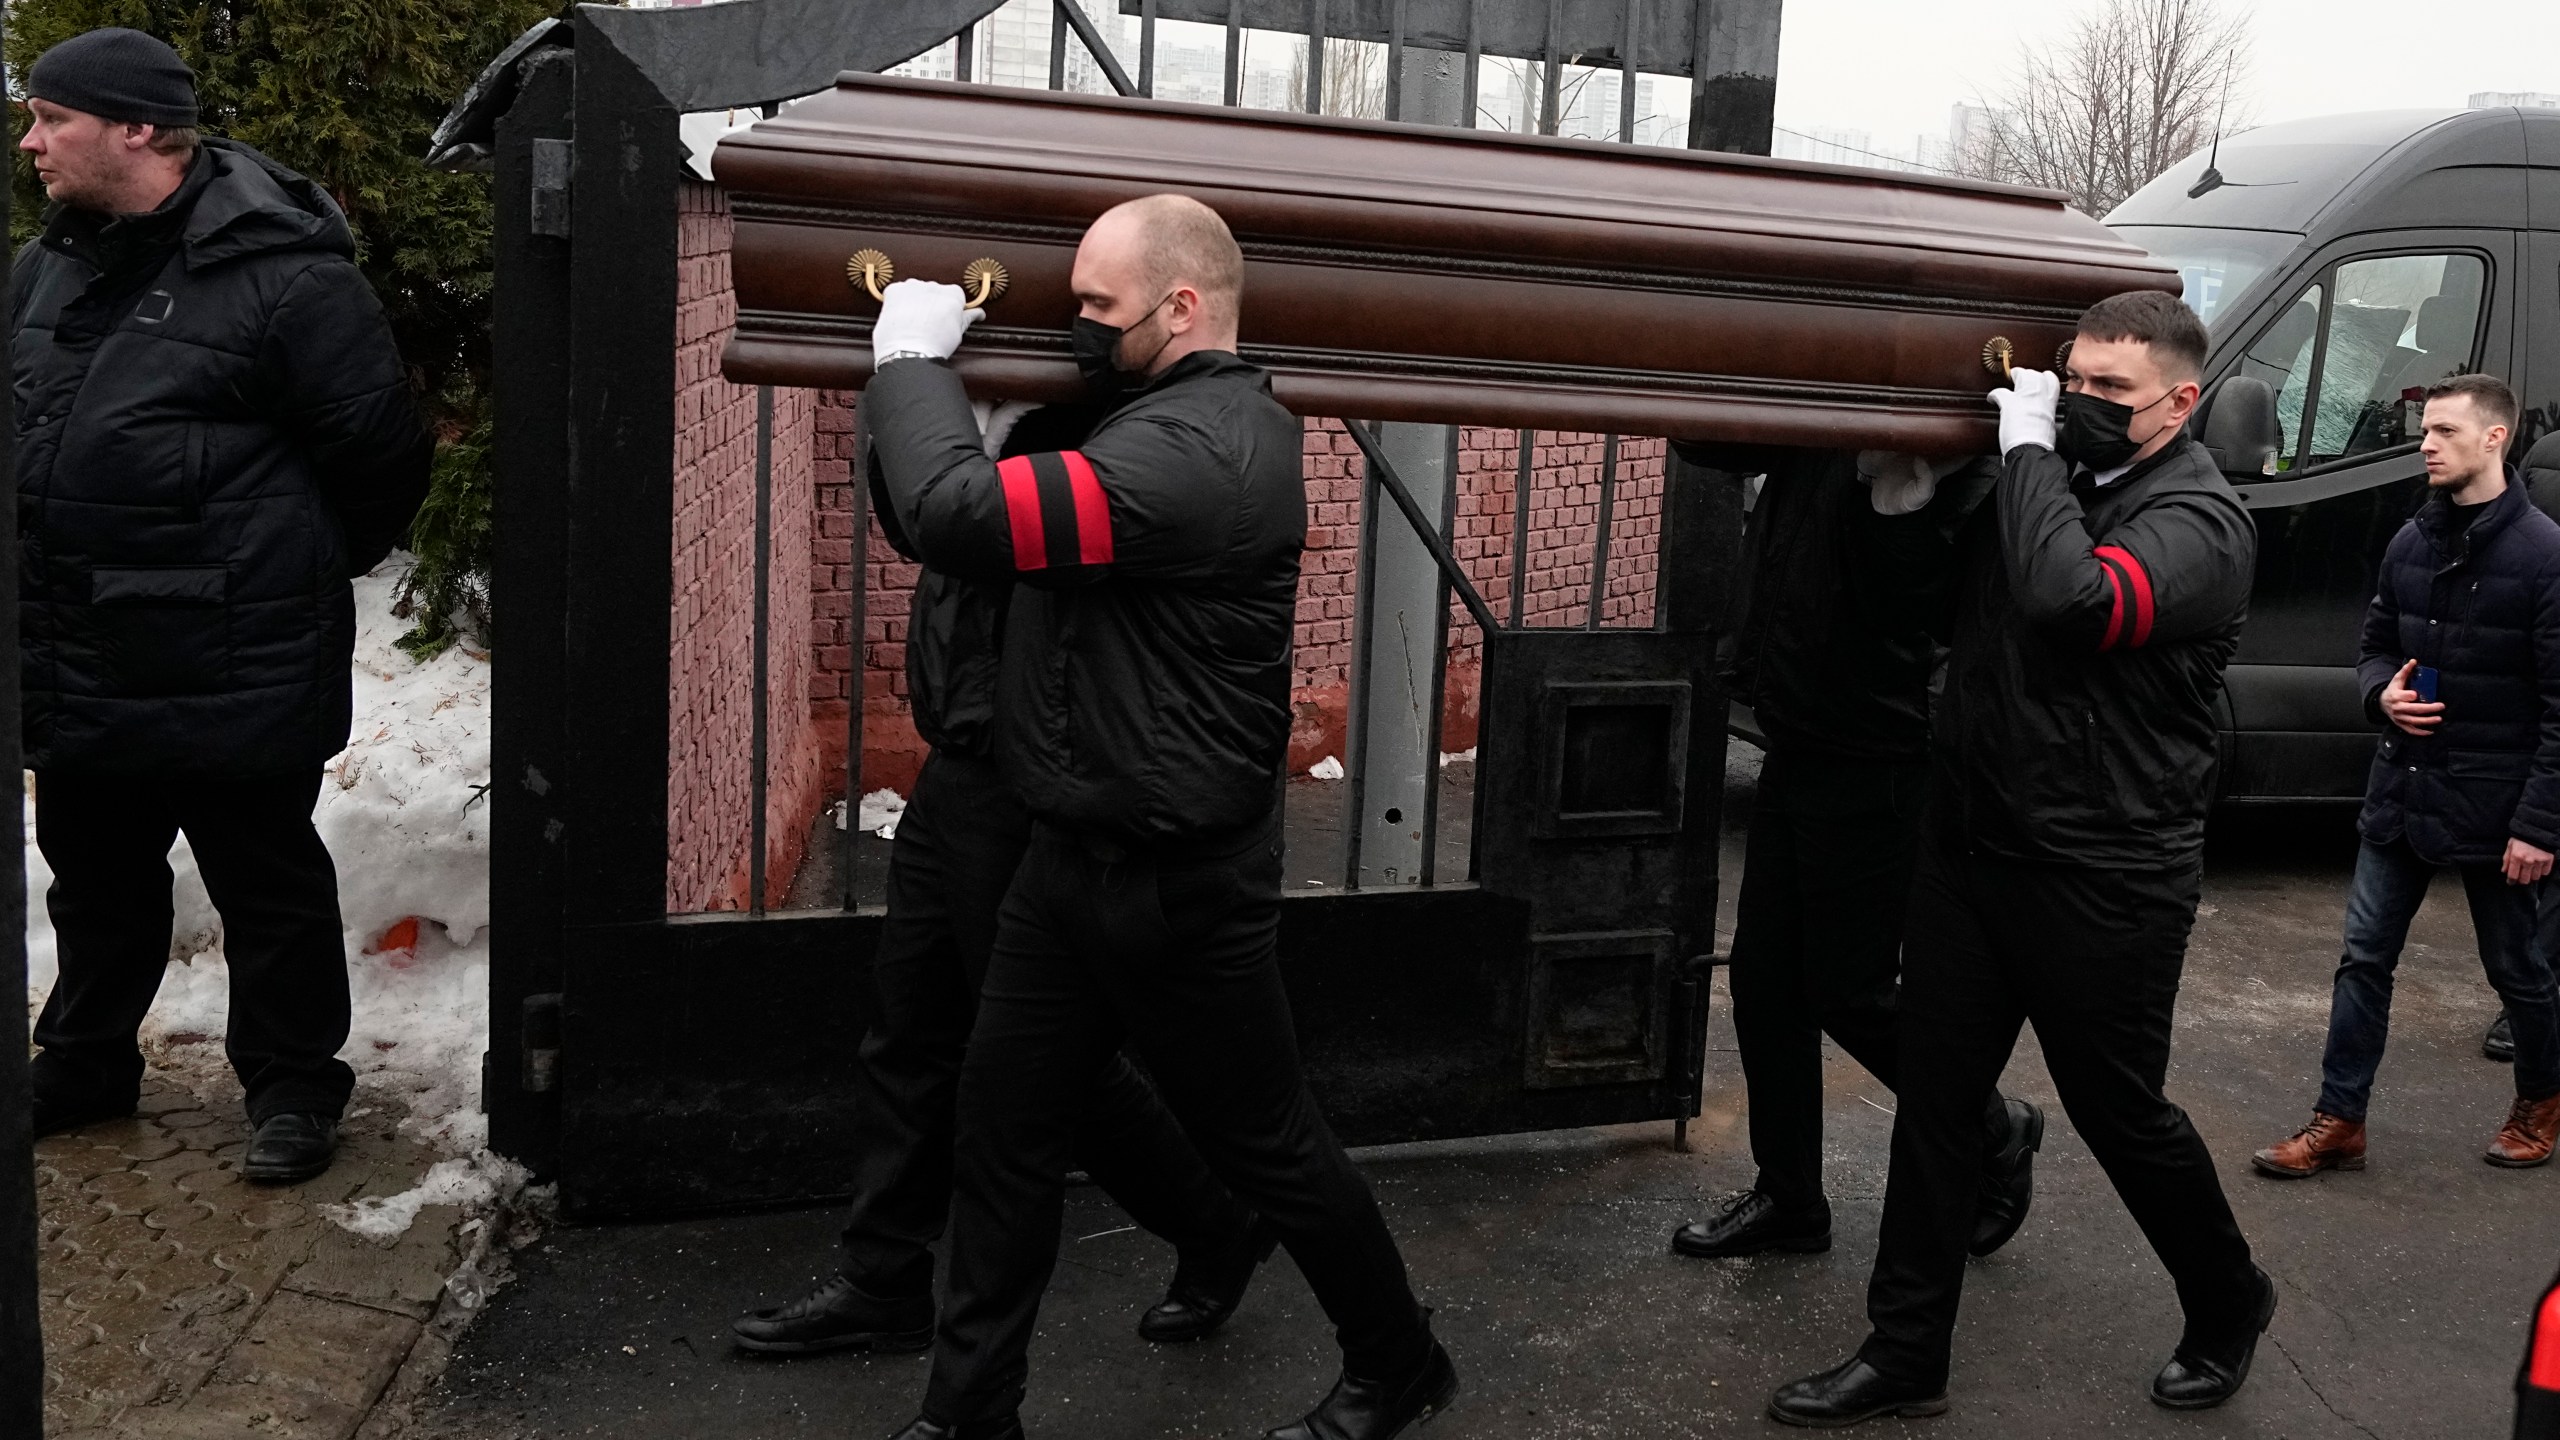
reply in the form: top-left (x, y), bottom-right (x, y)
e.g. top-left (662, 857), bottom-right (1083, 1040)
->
top-left (27, 27), bottom-right (200, 129)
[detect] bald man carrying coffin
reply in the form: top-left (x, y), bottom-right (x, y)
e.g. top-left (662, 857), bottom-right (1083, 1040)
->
top-left (863, 195), bottom-right (1455, 1440)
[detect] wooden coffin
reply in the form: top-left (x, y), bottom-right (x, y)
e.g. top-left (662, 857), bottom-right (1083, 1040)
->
top-left (716, 75), bottom-right (2178, 451)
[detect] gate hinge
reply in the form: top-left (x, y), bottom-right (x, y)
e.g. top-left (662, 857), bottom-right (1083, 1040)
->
top-left (521, 992), bottom-right (563, 1092)
top-left (530, 138), bottom-right (571, 238)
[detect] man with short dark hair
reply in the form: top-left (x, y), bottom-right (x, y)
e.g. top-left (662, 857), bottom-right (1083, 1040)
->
top-left (14, 27), bottom-right (432, 1184)
top-left (865, 193), bottom-right (1450, 1440)
top-left (1771, 290), bottom-right (2269, 1424)
top-left (2253, 373), bottom-right (2560, 1178)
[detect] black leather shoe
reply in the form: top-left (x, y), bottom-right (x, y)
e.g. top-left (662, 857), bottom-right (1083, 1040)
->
top-left (1263, 1340), bottom-right (1458, 1440)
top-left (733, 1272), bottom-right (934, 1355)
top-left (242, 1112), bottom-right (339, 1184)
top-left (1969, 1096), bottom-right (2045, 1258)
top-left (2487, 1010), bottom-right (2516, 1063)
top-left (32, 1088), bottom-right (136, 1140)
top-left (1671, 1190), bottom-right (1831, 1258)
top-left (2151, 1266), bottom-right (2278, 1410)
top-left (1140, 1214), bottom-right (1280, 1343)
top-left (887, 1416), bottom-right (1024, 1440)
top-left (1768, 1357), bottom-right (1948, 1428)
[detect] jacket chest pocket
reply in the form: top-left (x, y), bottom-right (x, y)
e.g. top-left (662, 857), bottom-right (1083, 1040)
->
top-left (76, 564), bottom-right (230, 697)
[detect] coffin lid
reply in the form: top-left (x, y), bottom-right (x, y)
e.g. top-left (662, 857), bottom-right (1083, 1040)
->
top-left (718, 75), bottom-right (2180, 451)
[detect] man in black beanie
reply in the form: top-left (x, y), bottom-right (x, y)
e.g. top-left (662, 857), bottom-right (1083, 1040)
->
top-left (14, 27), bottom-right (432, 1183)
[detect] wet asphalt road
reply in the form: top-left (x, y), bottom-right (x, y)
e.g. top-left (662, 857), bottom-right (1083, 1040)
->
top-left (416, 750), bottom-right (2557, 1439)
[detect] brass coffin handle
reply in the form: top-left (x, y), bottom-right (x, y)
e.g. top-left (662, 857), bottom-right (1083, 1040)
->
top-left (1980, 336), bottom-right (2016, 380)
top-left (845, 249), bottom-right (1011, 309)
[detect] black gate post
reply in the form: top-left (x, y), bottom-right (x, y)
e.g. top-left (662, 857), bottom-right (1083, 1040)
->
top-left (485, 48), bottom-right (579, 1177)
top-left (0, 0), bottom-right (43, 1408)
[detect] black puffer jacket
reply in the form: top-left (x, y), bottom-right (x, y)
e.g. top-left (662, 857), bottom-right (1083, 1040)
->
top-left (2355, 478), bottom-right (2560, 864)
top-left (1677, 443), bottom-right (1989, 762)
top-left (1933, 434), bottom-right (2257, 866)
top-left (867, 351), bottom-right (1304, 845)
top-left (13, 139), bottom-right (431, 776)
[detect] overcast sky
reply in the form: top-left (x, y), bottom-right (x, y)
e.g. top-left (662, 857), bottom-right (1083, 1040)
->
top-left (1774, 0), bottom-right (2558, 153)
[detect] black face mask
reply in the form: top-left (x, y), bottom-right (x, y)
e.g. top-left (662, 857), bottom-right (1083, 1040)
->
top-left (2057, 387), bottom-right (2175, 472)
top-left (1070, 292), bottom-right (1176, 395)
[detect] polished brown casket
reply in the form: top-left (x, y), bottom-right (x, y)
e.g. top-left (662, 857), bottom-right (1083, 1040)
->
top-left (717, 75), bottom-right (2178, 451)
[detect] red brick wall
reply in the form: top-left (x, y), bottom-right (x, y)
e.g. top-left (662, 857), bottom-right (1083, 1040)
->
top-left (666, 182), bottom-right (826, 914)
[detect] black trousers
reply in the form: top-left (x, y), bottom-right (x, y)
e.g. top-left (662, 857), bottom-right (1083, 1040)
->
top-left (1733, 748), bottom-right (2004, 1209)
top-left (1859, 837), bottom-right (2257, 1386)
top-left (925, 815), bottom-right (1428, 1423)
top-left (31, 768), bottom-right (353, 1124)
top-left (836, 748), bottom-right (1250, 1295)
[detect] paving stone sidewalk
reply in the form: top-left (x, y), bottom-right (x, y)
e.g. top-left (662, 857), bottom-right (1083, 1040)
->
top-left (34, 1063), bottom-right (516, 1439)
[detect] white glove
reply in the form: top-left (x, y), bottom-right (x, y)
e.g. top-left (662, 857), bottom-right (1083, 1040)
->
top-left (1856, 450), bottom-right (1940, 516)
top-left (872, 279), bottom-right (977, 363)
top-left (970, 399), bottom-right (1039, 459)
top-left (1989, 367), bottom-right (2060, 455)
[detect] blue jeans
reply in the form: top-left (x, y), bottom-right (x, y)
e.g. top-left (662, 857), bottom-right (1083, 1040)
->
top-left (2317, 836), bottom-right (2560, 1121)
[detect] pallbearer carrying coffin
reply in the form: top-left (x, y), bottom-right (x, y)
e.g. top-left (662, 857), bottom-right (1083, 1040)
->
top-left (863, 194), bottom-right (1455, 1440)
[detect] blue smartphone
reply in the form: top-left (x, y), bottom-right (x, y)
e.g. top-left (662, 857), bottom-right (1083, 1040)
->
top-left (2413, 665), bottom-right (2441, 703)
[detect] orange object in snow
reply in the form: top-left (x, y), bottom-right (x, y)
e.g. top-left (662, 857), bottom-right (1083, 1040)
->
top-left (366, 916), bottom-right (421, 956)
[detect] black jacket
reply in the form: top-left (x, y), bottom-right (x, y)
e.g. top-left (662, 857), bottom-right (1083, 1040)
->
top-left (13, 140), bottom-right (431, 776)
top-left (1679, 444), bottom-right (1988, 763)
top-left (2355, 478), bottom-right (2560, 864)
top-left (1933, 434), bottom-right (2256, 866)
top-left (869, 403), bottom-right (1107, 758)
top-left (866, 351), bottom-right (1305, 845)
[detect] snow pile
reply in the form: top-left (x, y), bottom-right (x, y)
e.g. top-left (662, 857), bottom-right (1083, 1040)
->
top-left (25, 555), bottom-right (494, 1154)
top-left (1307, 755), bottom-right (1346, 781)
top-left (323, 1150), bottom-right (527, 1243)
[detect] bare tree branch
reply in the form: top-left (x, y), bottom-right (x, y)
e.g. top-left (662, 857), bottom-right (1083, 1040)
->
top-left (1957, 0), bottom-right (2249, 216)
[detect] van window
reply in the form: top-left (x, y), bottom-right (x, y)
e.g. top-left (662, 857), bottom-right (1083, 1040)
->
top-left (2238, 282), bottom-right (2321, 465)
top-left (2302, 253), bottom-right (2487, 468)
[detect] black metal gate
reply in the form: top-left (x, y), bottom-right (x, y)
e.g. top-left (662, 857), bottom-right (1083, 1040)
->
top-left (434, 0), bottom-right (1776, 1218)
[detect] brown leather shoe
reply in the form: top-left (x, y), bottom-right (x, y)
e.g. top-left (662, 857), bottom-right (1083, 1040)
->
top-left (2252, 1112), bottom-right (2366, 1178)
top-left (2484, 1094), bottom-right (2560, 1168)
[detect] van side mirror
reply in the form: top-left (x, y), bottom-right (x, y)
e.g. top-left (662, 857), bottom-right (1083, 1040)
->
top-left (2197, 375), bottom-right (2280, 478)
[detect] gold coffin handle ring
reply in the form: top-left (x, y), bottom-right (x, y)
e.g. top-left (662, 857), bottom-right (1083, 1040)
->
top-left (1980, 336), bottom-right (2016, 380)
top-left (847, 250), bottom-right (1011, 309)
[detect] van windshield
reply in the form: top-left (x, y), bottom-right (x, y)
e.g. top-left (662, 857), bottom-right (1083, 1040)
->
top-left (2108, 225), bottom-right (2303, 332)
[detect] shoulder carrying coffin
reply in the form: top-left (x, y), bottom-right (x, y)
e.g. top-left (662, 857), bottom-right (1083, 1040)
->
top-left (716, 75), bottom-right (2179, 452)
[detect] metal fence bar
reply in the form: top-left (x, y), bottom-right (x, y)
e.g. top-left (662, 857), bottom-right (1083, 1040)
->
top-left (1508, 429), bottom-right (1533, 626)
top-left (1538, 0), bottom-right (1561, 134)
top-left (750, 384), bottom-right (773, 914)
top-left (1050, 0), bottom-right (1069, 89)
top-left (1139, 0), bottom-right (1158, 95)
top-left (1057, 0), bottom-right (1140, 97)
top-left (1384, 0), bottom-right (1406, 121)
top-left (1304, 0), bottom-right (1325, 113)
top-left (1587, 432), bottom-right (1616, 630)
top-left (1224, 0), bottom-right (1242, 104)
top-left (840, 401), bottom-right (871, 911)
top-left (955, 21), bottom-right (974, 82)
top-left (1617, 0), bottom-right (1638, 142)
top-left (1461, 0), bottom-right (1481, 126)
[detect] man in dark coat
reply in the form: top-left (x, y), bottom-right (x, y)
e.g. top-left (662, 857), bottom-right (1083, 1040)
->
top-left (13, 29), bottom-right (432, 1183)
top-left (1661, 443), bottom-right (2044, 1263)
top-left (727, 398), bottom-right (1274, 1358)
top-left (2252, 373), bottom-right (2560, 1178)
top-left (1772, 291), bottom-right (2268, 1424)
top-left (864, 193), bottom-right (1449, 1440)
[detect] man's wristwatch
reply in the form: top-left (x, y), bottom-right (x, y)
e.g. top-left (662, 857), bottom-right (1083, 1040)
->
top-left (874, 349), bottom-right (937, 367)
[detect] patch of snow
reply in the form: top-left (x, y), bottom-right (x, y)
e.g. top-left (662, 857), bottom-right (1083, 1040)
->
top-left (1308, 755), bottom-right (1345, 781)
top-left (856, 787), bottom-right (905, 840)
top-left (323, 1149), bottom-right (528, 1243)
top-left (26, 555), bottom-right (492, 1154)
top-left (1439, 747), bottom-right (1477, 767)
